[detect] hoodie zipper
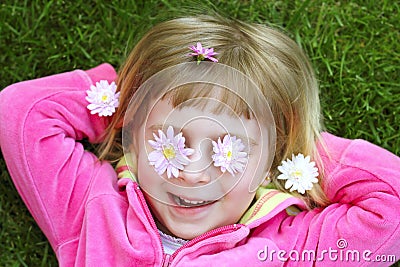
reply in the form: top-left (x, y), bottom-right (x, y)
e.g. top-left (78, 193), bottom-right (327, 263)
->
top-left (134, 184), bottom-right (170, 266)
top-left (170, 223), bottom-right (242, 258)
top-left (133, 183), bottom-right (244, 266)
top-left (161, 254), bottom-right (171, 267)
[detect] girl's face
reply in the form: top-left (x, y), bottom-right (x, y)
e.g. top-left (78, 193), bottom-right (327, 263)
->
top-left (134, 98), bottom-right (270, 240)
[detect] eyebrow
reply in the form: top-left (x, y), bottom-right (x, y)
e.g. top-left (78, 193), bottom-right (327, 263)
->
top-left (234, 134), bottom-right (258, 147)
top-left (148, 124), bottom-right (181, 133)
top-left (147, 124), bottom-right (258, 147)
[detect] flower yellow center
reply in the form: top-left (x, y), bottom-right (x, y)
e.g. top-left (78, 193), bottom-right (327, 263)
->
top-left (162, 145), bottom-right (176, 160)
top-left (226, 150), bottom-right (232, 160)
top-left (101, 94), bottom-right (109, 102)
top-left (291, 170), bottom-right (303, 179)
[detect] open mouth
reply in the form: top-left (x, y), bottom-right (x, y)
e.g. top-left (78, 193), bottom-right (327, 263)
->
top-left (169, 193), bottom-right (214, 207)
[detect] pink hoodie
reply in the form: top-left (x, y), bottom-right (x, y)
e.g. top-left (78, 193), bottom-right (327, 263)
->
top-left (0, 64), bottom-right (399, 266)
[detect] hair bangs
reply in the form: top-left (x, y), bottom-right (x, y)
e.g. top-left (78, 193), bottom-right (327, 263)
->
top-left (163, 83), bottom-right (255, 119)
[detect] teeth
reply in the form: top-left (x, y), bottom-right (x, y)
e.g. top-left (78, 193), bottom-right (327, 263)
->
top-left (182, 198), bottom-right (206, 205)
top-left (173, 195), bottom-right (210, 207)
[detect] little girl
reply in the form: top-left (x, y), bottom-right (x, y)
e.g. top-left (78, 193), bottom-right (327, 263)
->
top-left (1, 15), bottom-right (399, 266)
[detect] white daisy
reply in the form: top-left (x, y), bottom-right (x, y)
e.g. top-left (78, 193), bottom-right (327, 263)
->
top-left (86, 80), bottom-right (120, 116)
top-left (277, 153), bottom-right (319, 194)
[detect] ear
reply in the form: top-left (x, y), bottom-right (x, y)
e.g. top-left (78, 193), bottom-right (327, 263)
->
top-left (249, 172), bottom-right (271, 193)
top-left (261, 176), bottom-right (271, 187)
top-left (127, 145), bottom-right (138, 176)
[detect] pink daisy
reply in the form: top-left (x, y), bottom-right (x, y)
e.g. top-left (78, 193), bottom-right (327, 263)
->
top-left (212, 135), bottom-right (248, 176)
top-left (148, 126), bottom-right (194, 178)
top-left (189, 42), bottom-right (218, 64)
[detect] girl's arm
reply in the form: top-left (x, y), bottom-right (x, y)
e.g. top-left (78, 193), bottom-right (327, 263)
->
top-left (0, 64), bottom-right (117, 251)
top-left (272, 133), bottom-right (400, 265)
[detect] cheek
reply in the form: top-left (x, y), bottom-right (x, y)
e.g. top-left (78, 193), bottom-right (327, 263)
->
top-left (135, 130), bottom-right (154, 177)
top-left (218, 169), bottom-right (255, 199)
top-left (136, 151), bottom-right (172, 204)
top-left (137, 152), bottom-right (146, 175)
top-left (136, 149), bottom-right (156, 185)
top-left (247, 149), bottom-right (270, 189)
top-left (223, 183), bottom-right (256, 222)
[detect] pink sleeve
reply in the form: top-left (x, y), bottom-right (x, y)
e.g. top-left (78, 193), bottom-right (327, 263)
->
top-left (274, 133), bottom-right (400, 266)
top-left (0, 64), bottom-right (118, 249)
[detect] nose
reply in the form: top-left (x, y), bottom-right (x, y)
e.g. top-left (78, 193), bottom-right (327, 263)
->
top-left (179, 168), bottom-right (211, 185)
top-left (178, 140), bottom-right (213, 185)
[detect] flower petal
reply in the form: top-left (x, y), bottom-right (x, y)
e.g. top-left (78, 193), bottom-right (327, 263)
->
top-left (147, 125), bottom-right (193, 178)
top-left (211, 134), bottom-right (247, 176)
top-left (277, 153), bottom-right (319, 194)
top-left (85, 80), bottom-right (119, 116)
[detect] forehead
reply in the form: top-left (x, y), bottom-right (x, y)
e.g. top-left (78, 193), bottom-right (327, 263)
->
top-left (165, 83), bottom-right (255, 120)
top-left (145, 98), bottom-right (262, 140)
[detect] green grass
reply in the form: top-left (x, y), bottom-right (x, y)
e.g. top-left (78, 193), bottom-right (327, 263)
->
top-left (0, 0), bottom-right (399, 266)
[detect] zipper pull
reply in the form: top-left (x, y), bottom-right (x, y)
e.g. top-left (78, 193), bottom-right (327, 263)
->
top-left (162, 254), bottom-right (171, 267)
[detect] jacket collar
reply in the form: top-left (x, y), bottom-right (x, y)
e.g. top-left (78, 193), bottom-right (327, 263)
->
top-left (240, 185), bottom-right (307, 228)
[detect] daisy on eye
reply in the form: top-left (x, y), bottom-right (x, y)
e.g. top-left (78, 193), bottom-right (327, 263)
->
top-left (147, 126), bottom-right (194, 178)
top-left (212, 135), bottom-right (248, 176)
top-left (277, 153), bottom-right (319, 194)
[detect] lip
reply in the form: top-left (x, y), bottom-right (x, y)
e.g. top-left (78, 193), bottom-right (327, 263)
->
top-left (170, 193), bottom-right (213, 206)
top-left (167, 193), bottom-right (216, 216)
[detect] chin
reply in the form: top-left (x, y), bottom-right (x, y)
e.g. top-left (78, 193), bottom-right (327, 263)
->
top-left (168, 224), bottom-right (212, 240)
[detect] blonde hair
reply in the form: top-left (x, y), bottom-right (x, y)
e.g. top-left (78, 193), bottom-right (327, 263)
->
top-left (98, 15), bottom-right (329, 208)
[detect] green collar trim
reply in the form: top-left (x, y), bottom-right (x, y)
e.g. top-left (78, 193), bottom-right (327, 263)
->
top-left (240, 186), bottom-right (303, 225)
top-left (116, 154), bottom-right (137, 182)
